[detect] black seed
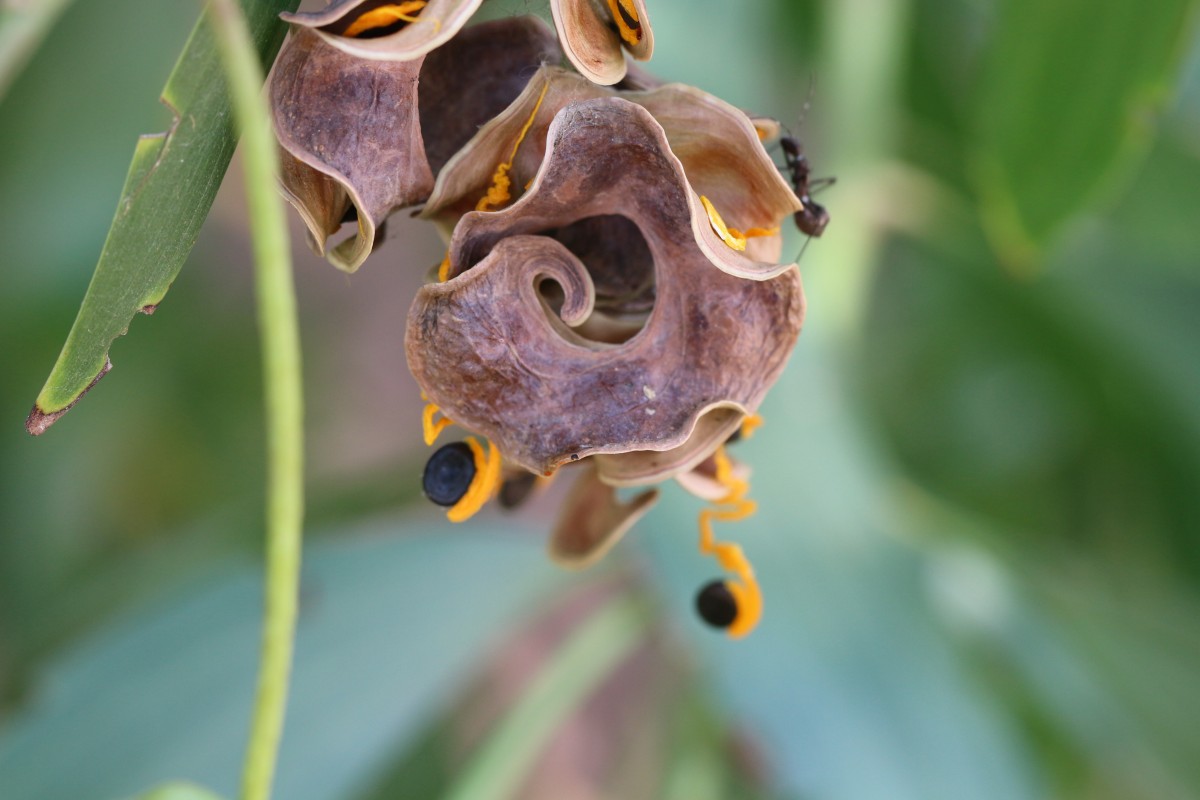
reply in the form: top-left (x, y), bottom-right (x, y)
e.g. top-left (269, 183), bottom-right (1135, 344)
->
top-left (498, 471), bottom-right (537, 510)
top-left (423, 442), bottom-right (476, 507)
top-left (695, 580), bottom-right (738, 629)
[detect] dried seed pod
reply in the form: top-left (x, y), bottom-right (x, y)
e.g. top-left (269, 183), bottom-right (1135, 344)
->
top-left (590, 406), bottom-right (744, 487)
top-left (271, 17), bottom-right (562, 272)
top-left (280, 0), bottom-right (484, 62)
top-left (405, 98), bottom-right (805, 479)
top-left (538, 213), bottom-right (656, 317)
top-left (550, 0), bottom-right (653, 85)
top-left (548, 463), bottom-right (658, 568)
top-left (421, 66), bottom-right (801, 268)
top-left (419, 67), bottom-right (612, 235)
top-left (271, 27), bottom-right (433, 272)
top-left (419, 16), bottom-right (563, 175)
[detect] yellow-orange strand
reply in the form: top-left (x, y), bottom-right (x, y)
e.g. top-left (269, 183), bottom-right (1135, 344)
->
top-left (476, 81), bottom-right (550, 212)
top-left (605, 0), bottom-right (643, 46)
top-left (447, 438), bottom-right (503, 522)
top-left (699, 196), bottom-right (779, 253)
top-left (343, 1), bottom-right (435, 37)
top-left (422, 401), bottom-right (453, 445)
top-left (730, 225), bottom-right (780, 241)
top-left (740, 413), bottom-right (764, 439)
top-left (437, 253), bottom-right (451, 282)
top-left (698, 446), bottom-right (763, 638)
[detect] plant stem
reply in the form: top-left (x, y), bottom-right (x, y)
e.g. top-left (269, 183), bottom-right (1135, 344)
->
top-left (209, 2), bottom-right (304, 799)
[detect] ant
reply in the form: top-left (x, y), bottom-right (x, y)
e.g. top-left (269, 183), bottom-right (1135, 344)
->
top-left (779, 134), bottom-right (833, 238)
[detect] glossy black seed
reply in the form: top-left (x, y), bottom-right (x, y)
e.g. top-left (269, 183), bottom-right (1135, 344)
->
top-left (695, 580), bottom-right (738, 629)
top-left (423, 442), bottom-right (476, 507)
top-left (498, 471), bottom-right (538, 510)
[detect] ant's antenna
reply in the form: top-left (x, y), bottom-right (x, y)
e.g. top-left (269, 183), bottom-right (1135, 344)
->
top-left (794, 73), bottom-right (819, 131)
top-left (790, 231), bottom-right (814, 265)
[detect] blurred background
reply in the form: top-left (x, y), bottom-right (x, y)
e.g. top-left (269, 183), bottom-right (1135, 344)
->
top-left (1, 0), bottom-right (1199, 798)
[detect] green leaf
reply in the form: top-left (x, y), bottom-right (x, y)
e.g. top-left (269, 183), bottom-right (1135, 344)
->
top-left (657, 685), bottom-right (763, 800)
top-left (129, 782), bottom-right (226, 800)
top-left (971, 0), bottom-right (1199, 270)
top-left (24, 0), bottom-right (299, 435)
top-left (443, 595), bottom-right (648, 800)
top-left (0, 520), bottom-right (564, 800)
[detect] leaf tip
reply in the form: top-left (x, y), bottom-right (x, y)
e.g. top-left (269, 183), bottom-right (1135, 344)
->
top-left (25, 358), bottom-right (112, 436)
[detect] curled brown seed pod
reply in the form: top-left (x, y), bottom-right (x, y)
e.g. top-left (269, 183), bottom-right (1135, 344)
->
top-left (406, 98), bottom-right (805, 481)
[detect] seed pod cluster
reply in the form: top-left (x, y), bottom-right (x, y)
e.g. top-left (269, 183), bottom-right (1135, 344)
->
top-left (270, 1), bottom-right (829, 637)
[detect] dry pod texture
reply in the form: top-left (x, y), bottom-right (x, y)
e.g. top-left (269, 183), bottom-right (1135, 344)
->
top-left (272, 26), bottom-right (433, 272)
top-left (548, 463), bottom-right (659, 569)
top-left (407, 99), bottom-right (804, 475)
top-left (422, 65), bottom-right (802, 262)
top-left (550, 0), bottom-right (653, 85)
top-left (281, 0), bottom-right (485, 61)
top-left (271, 16), bottom-right (561, 271)
top-left (270, 1), bottom-right (827, 637)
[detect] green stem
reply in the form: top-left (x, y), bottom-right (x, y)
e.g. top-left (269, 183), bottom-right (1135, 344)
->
top-left (444, 595), bottom-right (648, 800)
top-left (209, 2), bottom-right (304, 800)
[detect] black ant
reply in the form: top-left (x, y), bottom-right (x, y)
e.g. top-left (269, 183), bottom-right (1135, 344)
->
top-left (779, 135), bottom-right (832, 238)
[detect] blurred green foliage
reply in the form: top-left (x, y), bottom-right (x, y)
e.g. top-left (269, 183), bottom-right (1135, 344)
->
top-left (1, 0), bottom-right (1198, 799)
